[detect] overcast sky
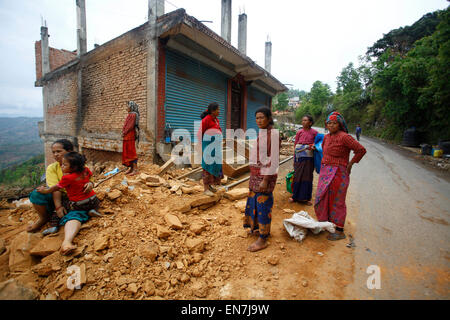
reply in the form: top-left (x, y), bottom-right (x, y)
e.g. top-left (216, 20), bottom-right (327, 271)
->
top-left (0, 0), bottom-right (448, 117)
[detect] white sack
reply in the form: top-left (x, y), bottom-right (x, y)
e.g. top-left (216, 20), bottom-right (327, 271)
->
top-left (283, 211), bottom-right (335, 242)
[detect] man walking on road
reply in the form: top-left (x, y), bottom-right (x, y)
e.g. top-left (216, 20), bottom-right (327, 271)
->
top-left (355, 124), bottom-right (362, 141)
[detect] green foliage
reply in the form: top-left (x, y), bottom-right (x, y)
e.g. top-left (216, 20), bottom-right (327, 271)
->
top-left (367, 11), bottom-right (441, 58)
top-left (273, 92), bottom-right (289, 111)
top-left (0, 154), bottom-right (45, 188)
top-left (295, 81), bottom-right (332, 122)
top-left (373, 8), bottom-right (450, 142)
top-left (323, 7), bottom-right (450, 144)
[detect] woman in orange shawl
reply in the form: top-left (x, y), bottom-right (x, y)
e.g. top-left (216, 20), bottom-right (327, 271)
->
top-left (122, 101), bottom-right (140, 176)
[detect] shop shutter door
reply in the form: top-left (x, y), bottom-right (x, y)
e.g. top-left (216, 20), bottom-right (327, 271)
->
top-left (165, 49), bottom-right (228, 142)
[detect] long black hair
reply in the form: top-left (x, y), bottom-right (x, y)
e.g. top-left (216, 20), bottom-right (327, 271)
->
top-left (63, 152), bottom-right (87, 173)
top-left (255, 107), bottom-right (274, 125)
top-left (52, 139), bottom-right (74, 152)
top-left (200, 102), bottom-right (219, 119)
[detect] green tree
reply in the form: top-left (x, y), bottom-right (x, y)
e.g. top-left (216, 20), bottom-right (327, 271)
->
top-left (367, 11), bottom-right (441, 59)
top-left (273, 92), bottom-right (289, 111)
top-left (295, 81), bottom-right (333, 122)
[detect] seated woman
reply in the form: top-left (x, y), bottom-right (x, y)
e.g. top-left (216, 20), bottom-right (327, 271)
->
top-left (37, 152), bottom-right (100, 255)
top-left (28, 139), bottom-right (94, 235)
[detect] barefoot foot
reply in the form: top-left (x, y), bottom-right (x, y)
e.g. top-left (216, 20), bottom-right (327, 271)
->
top-left (60, 241), bottom-right (77, 255)
top-left (27, 218), bottom-right (49, 233)
top-left (247, 238), bottom-right (268, 252)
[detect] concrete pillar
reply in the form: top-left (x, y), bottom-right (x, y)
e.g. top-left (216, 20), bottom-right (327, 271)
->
top-left (146, 0), bottom-right (161, 159)
top-left (238, 13), bottom-right (247, 55)
top-left (76, 0), bottom-right (87, 56)
top-left (148, 0), bottom-right (165, 19)
top-left (265, 40), bottom-right (272, 73)
top-left (40, 25), bottom-right (50, 76)
top-left (221, 0), bottom-right (232, 43)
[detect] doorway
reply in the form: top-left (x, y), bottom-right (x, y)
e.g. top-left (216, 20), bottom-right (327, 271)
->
top-left (231, 80), bottom-right (242, 129)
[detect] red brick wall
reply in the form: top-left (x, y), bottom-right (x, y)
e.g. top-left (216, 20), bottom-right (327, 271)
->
top-left (35, 41), bottom-right (77, 80)
top-left (81, 148), bottom-right (122, 165)
top-left (44, 71), bottom-right (79, 137)
top-left (80, 28), bottom-right (148, 137)
top-left (41, 24), bottom-right (155, 165)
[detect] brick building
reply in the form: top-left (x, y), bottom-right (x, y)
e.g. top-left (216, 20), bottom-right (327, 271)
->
top-left (35, 3), bottom-right (287, 167)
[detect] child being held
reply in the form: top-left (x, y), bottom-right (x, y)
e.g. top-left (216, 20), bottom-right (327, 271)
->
top-left (37, 152), bottom-right (101, 217)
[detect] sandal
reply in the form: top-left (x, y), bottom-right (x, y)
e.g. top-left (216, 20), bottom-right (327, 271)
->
top-left (88, 209), bottom-right (103, 218)
top-left (42, 226), bottom-right (59, 236)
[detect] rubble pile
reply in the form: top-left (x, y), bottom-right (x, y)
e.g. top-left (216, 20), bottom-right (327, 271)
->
top-left (0, 162), bottom-right (254, 300)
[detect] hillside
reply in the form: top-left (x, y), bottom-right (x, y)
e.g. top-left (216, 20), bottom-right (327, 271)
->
top-left (0, 117), bottom-right (43, 170)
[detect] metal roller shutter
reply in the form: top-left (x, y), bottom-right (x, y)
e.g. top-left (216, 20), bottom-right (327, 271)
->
top-left (165, 49), bottom-right (228, 142)
top-left (246, 86), bottom-right (271, 138)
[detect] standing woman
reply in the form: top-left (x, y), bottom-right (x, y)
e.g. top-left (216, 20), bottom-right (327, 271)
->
top-left (28, 139), bottom-right (94, 234)
top-left (122, 101), bottom-right (140, 176)
top-left (314, 112), bottom-right (366, 240)
top-left (199, 102), bottom-right (223, 196)
top-left (289, 115), bottom-right (318, 205)
top-left (244, 107), bottom-right (279, 252)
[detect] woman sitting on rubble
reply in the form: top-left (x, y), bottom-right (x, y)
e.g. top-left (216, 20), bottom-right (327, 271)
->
top-left (199, 102), bottom-right (223, 196)
top-left (37, 152), bottom-right (100, 255)
top-left (28, 139), bottom-right (94, 235)
top-left (243, 107), bottom-right (279, 252)
top-left (122, 101), bottom-right (140, 176)
top-left (314, 112), bottom-right (366, 241)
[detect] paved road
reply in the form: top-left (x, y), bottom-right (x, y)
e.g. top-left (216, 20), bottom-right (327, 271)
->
top-left (327, 132), bottom-right (450, 299)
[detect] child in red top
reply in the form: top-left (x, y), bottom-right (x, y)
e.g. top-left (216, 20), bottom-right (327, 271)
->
top-left (37, 152), bottom-right (100, 217)
top-left (37, 152), bottom-right (101, 255)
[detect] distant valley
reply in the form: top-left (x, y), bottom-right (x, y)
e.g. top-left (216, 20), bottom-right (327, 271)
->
top-left (0, 117), bottom-right (44, 170)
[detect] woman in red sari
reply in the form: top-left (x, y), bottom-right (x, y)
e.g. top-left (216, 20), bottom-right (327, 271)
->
top-left (314, 112), bottom-right (366, 240)
top-left (122, 101), bottom-right (140, 176)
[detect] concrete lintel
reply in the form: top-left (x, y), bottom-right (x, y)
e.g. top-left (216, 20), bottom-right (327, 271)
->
top-left (235, 63), bottom-right (251, 73)
top-left (250, 82), bottom-right (277, 97)
top-left (167, 38), bottom-right (236, 78)
top-left (245, 72), bottom-right (266, 81)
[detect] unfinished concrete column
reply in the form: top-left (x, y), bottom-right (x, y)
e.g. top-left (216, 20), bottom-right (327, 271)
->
top-left (146, 0), bottom-right (162, 159)
top-left (148, 0), bottom-right (165, 19)
top-left (238, 13), bottom-right (247, 55)
top-left (76, 0), bottom-right (87, 56)
top-left (265, 40), bottom-right (272, 73)
top-left (221, 0), bottom-right (232, 43)
top-left (40, 23), bottom-right (50, 76)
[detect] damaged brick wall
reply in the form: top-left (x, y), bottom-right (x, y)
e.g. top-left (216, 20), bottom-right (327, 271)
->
top-left (35, 41), bottom-right (77, 80)
top-left (80, 27), bottom-right (148, 138)
top-left (44, 71), bottom-right (79, 139)
top-left (39, 23), bottom-right (154, 166)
